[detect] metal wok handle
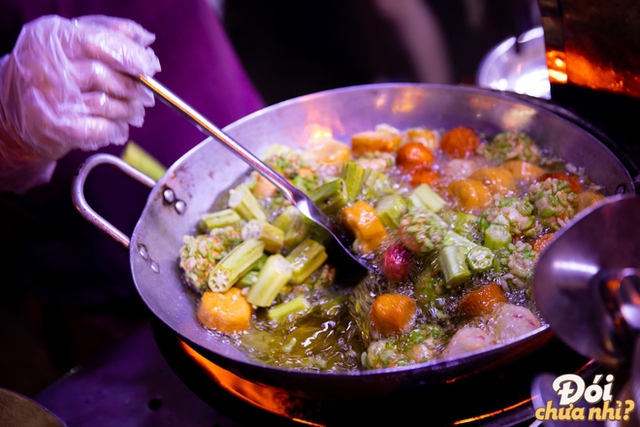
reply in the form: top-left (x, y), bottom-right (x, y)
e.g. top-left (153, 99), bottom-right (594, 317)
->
top-left (72, 153), bottom-right (156, 249)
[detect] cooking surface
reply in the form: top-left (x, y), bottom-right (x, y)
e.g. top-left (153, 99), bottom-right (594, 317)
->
top-left (33, 316), bottom-right (596, 427)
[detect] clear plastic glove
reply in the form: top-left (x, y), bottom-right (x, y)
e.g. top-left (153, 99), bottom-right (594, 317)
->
top-left (0, 15), bottom-right (161, 193)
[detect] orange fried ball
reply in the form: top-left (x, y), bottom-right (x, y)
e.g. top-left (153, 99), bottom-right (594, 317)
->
top-left (396, 142), bottom-right (435, 171)
top-left (441, 126), bottom-right (481, 158)
top-left (369, 293), bottom-right (416, 338)
top-left (197, 287), bottom-right (253, 333)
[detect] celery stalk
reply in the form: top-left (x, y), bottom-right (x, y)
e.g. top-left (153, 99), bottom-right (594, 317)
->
top-left (121, 141), bottom-right (167, 181)
top-left (409, 183), bottom-right (446, 212)
top-left (308, 178), bottom-right (349, 214)
top-left (267, 295), bottom-right (310, 321)
top-left (236, 270), bottom-right (259, 288)
top-left (362, 168), bottom-right (393, 200)
top-left (439, 245), bottom-right (471, 288)
top-left (285, 239), bottom-right (328, 284)
top-left (208, 238), bottom-right (265, 292)
top-left (375, 194), bottom-right (406, 229)
top-left (251, 253), bottom-right (269, 271)
top-left (342, 161), bottom-right (365, 202)
top-left (273, 206), bottom-right (309, 250)
top-left (200, 209), bottom-right (242, 231)
top-left (228, 184), bottom-right (267, 221)
top-left (241, 219), bottom-right (285, 253)
top-left (246, 254), bottom-right (293, 307)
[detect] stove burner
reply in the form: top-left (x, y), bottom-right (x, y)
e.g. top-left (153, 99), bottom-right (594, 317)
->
top-left (151, 317), bottom-right (598, 427)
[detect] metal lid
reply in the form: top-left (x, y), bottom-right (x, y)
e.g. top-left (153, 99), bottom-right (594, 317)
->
top-left (477, 27), bottom-right (551, 99)
top-left (532, 194), bottom-right (640, 366)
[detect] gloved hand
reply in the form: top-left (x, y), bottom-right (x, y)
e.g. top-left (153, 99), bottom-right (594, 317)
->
top-left (0, 15), bottom-right (161, 193)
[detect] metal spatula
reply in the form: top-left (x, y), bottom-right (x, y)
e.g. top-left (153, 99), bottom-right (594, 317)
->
top-left (138, 75), bottom-right (371, 275)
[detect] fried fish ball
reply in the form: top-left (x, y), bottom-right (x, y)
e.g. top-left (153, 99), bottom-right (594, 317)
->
top-left (197, 287), bottom-right (253, 333)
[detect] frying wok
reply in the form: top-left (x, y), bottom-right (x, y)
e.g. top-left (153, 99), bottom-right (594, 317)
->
top-left (72, 83), bottom-right (634, 399)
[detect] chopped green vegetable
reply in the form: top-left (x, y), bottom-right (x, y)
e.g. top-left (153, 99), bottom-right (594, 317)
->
top-left (246, 254), bottom-right (293, 307)
top-left (179, 234), bottom-right (227, 292)
top-left (375, 194), bottom-right (406, 229)
top-left (484, 224), bottom-right (511, 250)
top-left (308, 178), bottom-right (349, 214)
top-left (442, 230), bottom-right (479, 253)
top-left (399, 207), bottom-right (448, 254)
top-left (466, 246), bottom-right (494, 273)
top-left (408, 183), bottom-right (446, 212)
top-left (527, 178), bottom-right (577, 230)
top-left (342, 161), bottom-right (366, 202)
top-left (286, 239), bottom-right (328, 284)
top-left (480, 197), bottom-right (538, 237)
top-left (273, 206), bottom-right (309, 250)
top-left (481, 131), bottom-right (541, 163)
top-left (237, 270), bottom-right (259, 288)
top-left (443, 211), bottom-right (479, 241)
top-left (121, 141), bottom-right (167, 181)
top-left (251, 253), bottom-right (269, 271)
top-left (267, 295), bottom-right (310, 321)
top-left (208, 238), bottom-right (265, 292)
top-left (438, 245), bottom-right (471, 288)
top-left (362, 168), bottom-right (394, 201)
top-left (241, 219), bottom-right (285, 253)
top-left (200, 209), bottom-right (242, 231)
top-left (228, 184), bottom-right (267, 221)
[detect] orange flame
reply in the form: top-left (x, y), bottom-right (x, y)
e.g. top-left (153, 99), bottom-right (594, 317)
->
top-left (180, 340), bottom-right (325, 426)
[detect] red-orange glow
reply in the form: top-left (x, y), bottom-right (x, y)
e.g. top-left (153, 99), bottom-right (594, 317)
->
top-left (606, 279), bottom-right (621, 293)
top-left (546, 46), bottom-right (640, 97)
top-left (546, 50), bottom-right (568, 84)
top-left (180, 341), bottom-right (325, 426)
top-left (452, 398), bottom-right (533, 425)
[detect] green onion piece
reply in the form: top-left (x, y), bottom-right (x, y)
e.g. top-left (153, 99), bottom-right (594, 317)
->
top-left (308, 178), bottom-right (349, 214)
top-left (241, 219), bottom-right (285, 253)
top-left (285, 239), bottom-right (328, 284)
top-left (273, 206), bottom-right (309, 250)
top-left (484, 224), bottom-right (512, 250)
top-left (466, 246), bottom-right (494, 273)
top-left (208, 238), bottom-right (265, 292)
top-left (228, 184), bottom-right (267, 221)
top-left (246, 254), bottom-right (293, 307)
top-left (267, 295), bottom-right (310, 321)
top-left (375, 193), bottom-right (407, 229)
top-left (439, 245), bottom-right (471, 288)
top-left (200, 209), bottom-right (242, 231)
top-left (409, 183), bottom-right (446, 212)
top-left (342, 161), bottom-right (365, 202)
top-left (236, 270), bottom-right (259, 288)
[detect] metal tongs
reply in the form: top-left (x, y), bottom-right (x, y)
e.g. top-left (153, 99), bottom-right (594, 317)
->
top-left (139, 75), bottom-right (371, 275)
